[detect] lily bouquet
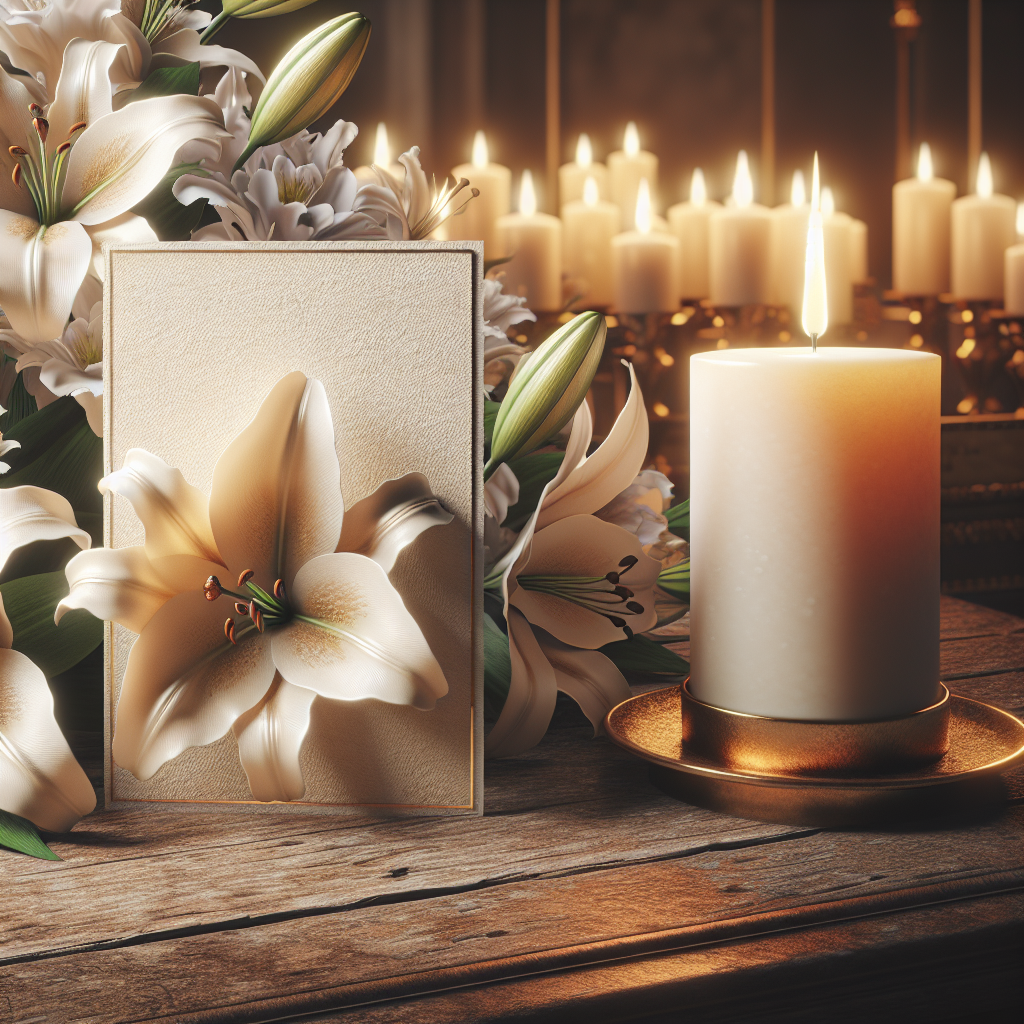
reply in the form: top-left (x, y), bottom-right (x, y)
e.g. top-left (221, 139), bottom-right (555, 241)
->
top-left (0, 0), bottom-right (689, 857)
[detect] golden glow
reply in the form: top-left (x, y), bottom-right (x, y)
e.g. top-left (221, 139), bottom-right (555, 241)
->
top-left (910, 334), bottom-right (924, 348)
top-left (471, 130), bottom-right (488, 169)
top-left (820, 186), bottom-right (835, 217)
top-left (576, 133), bottom-right (593, 167)
top-left (583, 175), bottom-right (599, 207)
top-left (635, 177), bottom-right (652, 234)
top-left (976, 152), bottom-right (993, 199)
top-left (957, 396), bottom-right (977, 413)
top-left (519, 169), bottom-right (536, 216)
top-left (1017, 203), bottom-right (1024, 237)
top-left (605, 315), bottom-right (618, 328)
top-left (956, 338), bottom-right (976, 359)
top-left (624, 121), bottom-right (640, 157)
top-left (655, 347), bottom-right (675, 367)
top-left (791, 169), bottom-right (806, 207)
top-left (778, 330), bottom-right (791, 342)
top-left (716, 338), bottom-right (729, 349)
top-left (917, 142), bottom-right (933, 182)
top-left (671, 311), bottom-right (690, 325)
top-left (801, 151), bottom-right (828, 340)
top-left (690, 167), bottom-right (707, 206)
top-left (652, 401), bottom-right (670, 417)
top-left (962, 309), bottom-right (974, 323)
top-left (732, 150), bottom-right (753, 208)
top-left (373, 122), bottom-right (390, 167)
top-left (712, 315), bottom-right (725, 327)
top-left (909, 310), bottom-right (923, 324)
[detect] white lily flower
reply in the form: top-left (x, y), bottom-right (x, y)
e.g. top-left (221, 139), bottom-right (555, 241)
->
top-left (481, 275), bottom-right (535, 388)
top-left (484, 462), bottom-right (519, 526)
top-left (595, 469), bottom-right (675, 551)
top-left (0, 38), bottom-right (228, 343)
top-left (487, 366), bottom-right (661, 758)
top-left (58, 372), bottom-right (452, 801)
top-left (0, 403), bottom-right (18, 473)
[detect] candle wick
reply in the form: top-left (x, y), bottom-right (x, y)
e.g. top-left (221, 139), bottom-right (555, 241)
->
top-left (810, 333), bottom-right (818, 353)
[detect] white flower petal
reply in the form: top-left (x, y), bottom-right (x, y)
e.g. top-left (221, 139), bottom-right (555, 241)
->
top-left (337, 473), bottom-right (453, 574)
top-left (74, 390), bottom-right (103, 437)
top-left (484, 463), bottom-right (519, 525)
top-left (85, 212), bottom-right (156, 280)
top-left (45, 38), bottom-right (118, 143)
top-left (0, 485), bottom-right (90, 576)
top-left (0, 592), bottom-right (13, 649)
top-left (0, 62), bottom-right (34, 155)
top-left (232, 675), bottom-right (316, 802)
top-left (271, 553), bottom-right (448, 709)
top-left (151, 29), bottom-right (265, 86)
top-left (0, 647), bottom-right (96, 831)
top-left (112, 591), bottom-right (275, 780)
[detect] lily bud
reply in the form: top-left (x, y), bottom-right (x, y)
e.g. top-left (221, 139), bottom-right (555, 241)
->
top-left (234, 12), bottom-right (371, 171)
top-left (224, 0), bottom-right (320, 15)
top-left (486, 311), bottom-right (606, 479)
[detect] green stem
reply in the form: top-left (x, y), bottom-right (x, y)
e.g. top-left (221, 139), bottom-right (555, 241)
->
top-left (199, 8), bottom-right (230, 43)
top-left (482, 457), bottom-right (501, 483)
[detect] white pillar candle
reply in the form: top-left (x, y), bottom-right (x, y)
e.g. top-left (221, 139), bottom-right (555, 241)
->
top-left (495, 171), bottom-right (563, 311)
top-left (446, 131), bottom-right (512, 257)
top-left (769, 169), bottom-right (810, 311)
top-left (708, 151), bottom-right (772, 306)
top-left (607, 122), bottom-right (659, 230)
top-left (352, 122), bottom-right (405, 185)
top-left (612, 178), bottom-right (679, 313)
top-left (821, 187), bottom-right (854, 325)
top-left (849, 217), bottom-right (869, 282)
top-left (1004, 205), bottom-right (1024, 314)
top-left (893, 142), bottom-right (956, 295)
top-left (559, 133), bottom-right (609, 208)
top-left (951, 153), bottom-right (1016, 301)
top-left (562, 175), bottom-right (618, 307)
top-left (689, 347), bottom-right (941, 721)
top-left (667, 168), bottom-right (722, 300)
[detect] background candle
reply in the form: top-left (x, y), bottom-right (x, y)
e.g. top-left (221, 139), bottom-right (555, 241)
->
top-left (820, 187), bottom-right (854, 324)
top-left (563, 175), bottom-right (618, 307)
top-left (559, 133), bottom-right (609, 208)
top-left (849, 217), bottom-right (869, 282)
top-left (608, 122), bottom-right (659, 230)
top-left (352, 122), bottom-right (405, 185)
top-left (689, 347), bottom-right (941, 721)
top-left (612, 178), bottom-right (678, 313)
top-left (1005, 205), bottom-right (1024, 315)
top-left (668, 168), bottom-right (721, 300)
top-left (446, 131), bottom-right (511, 257)
top-left (892, 142), bottom-right (955, 295)
top-left (951, 153), bottom-right (1016, 301)
top-left (495, 170), bottom-right (562, 311)
top-left (769, 169), bottom-right (810, 311)
top-left (708, 151), bottom-right (772, 306)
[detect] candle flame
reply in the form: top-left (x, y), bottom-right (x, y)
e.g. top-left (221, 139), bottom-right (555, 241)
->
top-left (583, 175), bottom-right (599, 207)
top-left (732, 150), bottom-right (753, 208)
top-left (820, 185), bottom-right (835, 217)
top-left (472, 130), bottom-right (488, 169)
top-left (373, 122), bottom-right (390, 167)
top-left (976, 151), bottom-right (993, 199)
top-left (576, 133), bottom-right (593, 168)
top-left (519, 169), bottom-right (537, 216)
top-left (635, 177), bottom-right (652, 234)
top-left (690, 167), bottom-right (707, 206)
top-left (1017, 202), bottom-right (1024, 237)
top-left (791, 169), bottom-right (806, 207)
top-left (917, 142), bottom-right (933, 182)
top-left (802, 152), bottom-right (828, 342)
top-left (624, 121), bottom-right (639, 157)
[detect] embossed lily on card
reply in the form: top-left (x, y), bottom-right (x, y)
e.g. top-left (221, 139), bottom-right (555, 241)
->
top-left (61, 371), bottom-right (451, 802)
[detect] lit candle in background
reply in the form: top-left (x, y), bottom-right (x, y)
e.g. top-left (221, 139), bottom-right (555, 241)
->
top-left (1004, 204), bottom-right (1024, 315)
top-left (708, 150), bottom-right (772, 306)
top-left (608, 122), bottom-right (659, 230)
top-left (951, 152), bottom-right (1016, 300)
top-left (803, 154), bottom-right (827, 344)
top-left (495, 170), bottom-right (563, 311)
top-left (668, 169), bottom-right (722, 300)
top-left (769, 168), bottom-right (810, 312)
top-left (820, 186), bottom-right (854, 325)
top-left (353, 122), bottom-right (405, 185)
top-left (892, 142), bottom-right (956, 296)
top-left (611, 178), bottom-right (679, 313)
top-left (446, 131), bottom-right (512, 257)
top-left (559, 133), bottom-right (609, 208)
top-left (563, 175), bottom-right (618, 307)
top-left (848, 216), bottom-right (869, 283)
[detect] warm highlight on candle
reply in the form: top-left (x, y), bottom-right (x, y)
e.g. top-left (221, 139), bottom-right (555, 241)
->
top-left (624, 121), bottom-right (640, 157)
top-left (373, 122), bottom-right (390, 167)
top-left (791, 168), bottom-right (806, 207)
top-left (519, 169), bottom-right (537, 216)
top-left (732, 150), bottom-right (753, 208)
top-left (576, 133), bottom-right (593, 168)
top-left (635, 178), bottom-right (652, 234)
top-left (690, 167), bottom-right (707, 206)
top-left (917, 142), bottom-right (933, 182)
top-left (472, 130), bottom-right (488, 169)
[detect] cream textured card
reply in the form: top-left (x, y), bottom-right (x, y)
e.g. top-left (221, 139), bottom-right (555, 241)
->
top-left (103, 241), bottom-right (482, 814)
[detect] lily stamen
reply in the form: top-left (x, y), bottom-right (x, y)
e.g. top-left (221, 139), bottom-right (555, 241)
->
top-left (224, 618), bottom-right (237, 644)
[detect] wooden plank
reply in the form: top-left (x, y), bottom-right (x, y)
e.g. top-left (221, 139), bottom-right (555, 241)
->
top-left (940, 635), bottom-right (1023, 680)
top-left (938, 595), bottom-right (1024, 639)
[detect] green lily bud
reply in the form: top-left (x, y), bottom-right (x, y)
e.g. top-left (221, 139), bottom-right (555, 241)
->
top-left (224, 0), bottom-right (321, 17)
top-left (234, 12), bottom-right (371, 171)
top-left (486, 311), bottom-right (606, 481)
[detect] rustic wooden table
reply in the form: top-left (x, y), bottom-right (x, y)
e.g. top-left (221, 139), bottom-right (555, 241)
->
top-left (2, 596), bottom-right (1022, 1024)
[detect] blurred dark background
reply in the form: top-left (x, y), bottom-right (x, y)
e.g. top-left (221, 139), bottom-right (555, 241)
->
top-left (212, 0), bottom-right (1024, 292)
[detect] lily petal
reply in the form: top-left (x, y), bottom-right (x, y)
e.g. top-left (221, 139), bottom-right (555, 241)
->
top-left (46, 38), bottom-right (118, 143)
top-left (0, 646), bottom-right (96, 831)
top-left (0, 62), bottom-right (33, 155)
top-left (151, 29), bottom-right (265, 86)
top-left (537, 363), bottom-right (648, 530)
top-left (0, 212), bottom-right (92, 344)
top-left (62, 93), bottom-right (228, 226)
top-left (209, 372), bottom-right (343, 587)
top-left (337, 473), bottom-right (453, 574)
top-left (232, 675), bottom-right (316, 802)
top-left (100, 449), bottom-right (225, 591)
top-left (483, 463), bottom-right (519, 526)
top-left (272, 553), bottom-right (448, 709)
top-left (74, 391), bottom-right (103, 437)
top-left (485, 609), bottom-right (558, 759)
top-left (0, 485), bottom-right (91, 575)
top-left (112, 591), bottom-right (275, 780)
top-left (0, 592), bottom-right (13, 649)
top-left (57, 545), bottom-right (174, 634)
top-left (85, 212), bottom-right (156, 281)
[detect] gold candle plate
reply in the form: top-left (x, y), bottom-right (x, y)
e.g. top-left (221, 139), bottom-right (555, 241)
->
top-left (605, 684), bottom-right (1024, 828)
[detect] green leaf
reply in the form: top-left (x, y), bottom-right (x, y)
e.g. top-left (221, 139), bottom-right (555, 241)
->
top-left (657, 558), bottom-right (690, 600)
top-left (600, 634), bottom-right (689, 676)
top-left (132, 161), bottom-right (208, 242)
top-left (0, 363), bottom-right (38, 431)
top-left (503, 451), bottom-right (564, 532)
top-left (483, 399), bottom-right (500, 457)
top-left (129, 62), bottom-right (201, 102)
top-left (0, 810), bottom-right (60, 861)
top-left (664, 498), bottom-right (689, 540)
top-left (0, 571), bottom-right (102, 677)
top-left (483, 612), bottom-right (511, 726)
